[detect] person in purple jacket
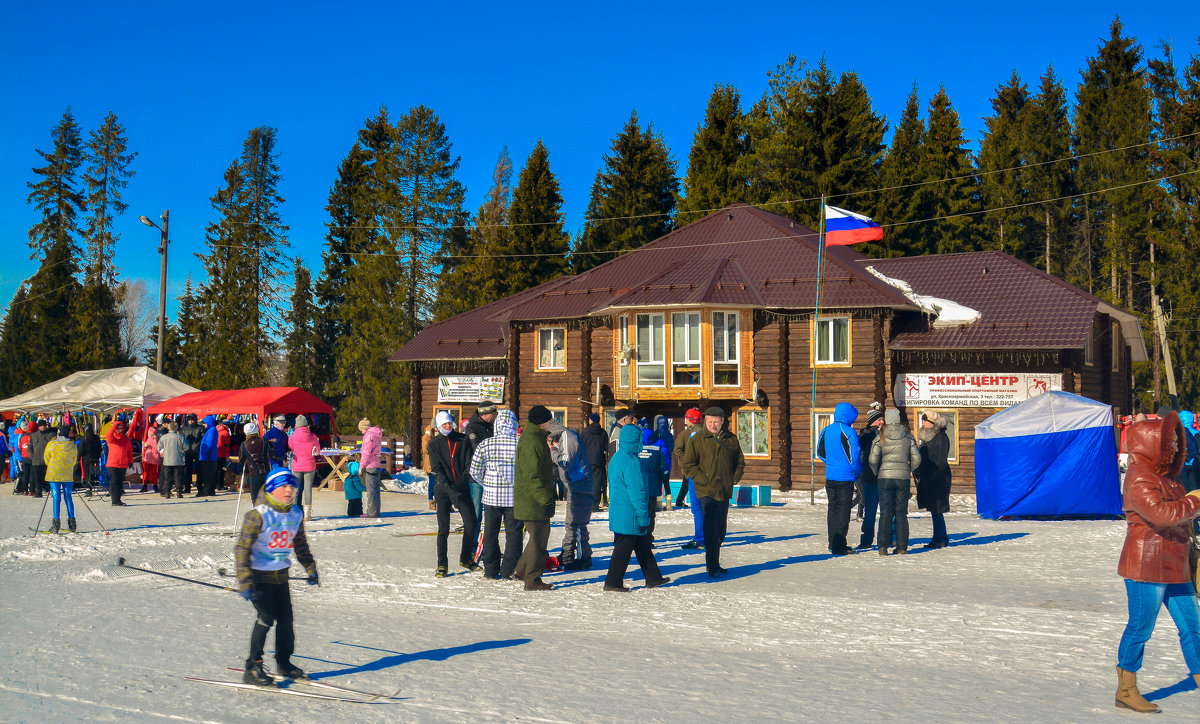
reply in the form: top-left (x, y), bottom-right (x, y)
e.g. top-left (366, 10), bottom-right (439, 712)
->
top-left (359, 418), bottom-right (383, 519)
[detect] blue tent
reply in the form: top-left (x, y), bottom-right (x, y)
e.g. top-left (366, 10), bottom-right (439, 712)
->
top-left (975, 391), bottom-right (1121, 518)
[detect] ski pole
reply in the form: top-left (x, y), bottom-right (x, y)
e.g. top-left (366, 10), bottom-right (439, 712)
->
top-left (74, 489), bottom-right (111, 535)
top-left (31, 490), bottom-right (50, 537)
top-left (216, 567), bottom-right (309, 581)
top-left (231, 467), bottom-right (247, 531)
top-left (116, 557), bottom-right (236, 592)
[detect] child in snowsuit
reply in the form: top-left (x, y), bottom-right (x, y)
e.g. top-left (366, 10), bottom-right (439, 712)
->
top-left (343, 461), bottom-right (365, 517)
top-left (234, 467), bottom-right (318, 687)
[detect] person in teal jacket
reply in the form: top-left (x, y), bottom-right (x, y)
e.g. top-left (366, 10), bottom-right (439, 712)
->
top-left (343, 461), bottom-right (365, 517)
top-left (602, 424), bottom-right (670, 592)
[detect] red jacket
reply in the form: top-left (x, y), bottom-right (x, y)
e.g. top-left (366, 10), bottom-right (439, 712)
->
top-left (105, 426), bottom-right (135, 469)
top-left (1118, 412), bottom-right (1200, 584)
top-left (217, 423), bottom-right (231, 458)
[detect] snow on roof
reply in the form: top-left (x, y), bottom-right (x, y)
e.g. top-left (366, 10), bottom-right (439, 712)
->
top-left (864, 265), bottom-right (981, 328)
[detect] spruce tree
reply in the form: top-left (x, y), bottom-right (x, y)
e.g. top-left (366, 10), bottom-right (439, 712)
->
top-left (679, 84), bottom-right (748, 219)
top-left (26, 109), bottom-right (85, 261)
top-left (503, 140), bottom-right (570, 293)
top-left (874, 85), bottom-right (926, 257)
top-left (1074, 18), bottom-right (1155, 306)
top-left (197, 127), bottom-right (290, 387)
top-left (435, 146), bottom-right (513, 319)
top-left (82, 112), bottom-right (136, 286)
top-left (315, 141), bottom-right (376, 404)
top-left (978, 72), bottom-right (1032, 259)
top-left (283, 258), bottom-right (319, 390)
top-left (575, 111), bottom-right (678, 272)
top-left (1022, 66), bottom-right (1074, 277)
top-left (72, 112), bottom-right (137, 370)
top-left (15, 238), bottom-right (83, 387)
top-left (394, 105), bottom-right (467, 343)
top-left (911, 86), bottom-right (978, 255)
top-left (174, 276), bottom-right (206, 388)
top-left (740, 56), bottom-right (813, 218)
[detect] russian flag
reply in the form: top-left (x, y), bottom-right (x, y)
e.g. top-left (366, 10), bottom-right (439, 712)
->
top-left (824, 205), bottom-right (884, 246)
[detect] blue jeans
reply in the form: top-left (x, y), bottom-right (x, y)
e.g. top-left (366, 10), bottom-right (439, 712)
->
top-left (1117, 579), bottom-right (1200, 674)
top-left (50, 482), bottom-right (75, 519)
top-left (687, 479), bottom-right (704, 544)
top-left (469, 481), bottom-right (484, 524)
top-left (930, 512), bottom-right (948, 546)
top-left (859, 483), bottom-right (879, 547)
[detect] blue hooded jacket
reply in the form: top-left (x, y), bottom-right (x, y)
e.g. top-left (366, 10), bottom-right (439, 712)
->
top-left (817, 402), bottom-right (861, 482)
top-left (608, 424), bottom-right (653, 535)
top-left (1180, 411), bottom-right (1198, 468)
top-left (654, 415), bottom-right (674, 476)
top-left (199, 415), bottom-right (219, 461)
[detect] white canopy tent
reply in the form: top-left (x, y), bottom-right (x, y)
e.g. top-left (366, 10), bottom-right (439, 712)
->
top-left (0, 367), bottom-right (200, 414)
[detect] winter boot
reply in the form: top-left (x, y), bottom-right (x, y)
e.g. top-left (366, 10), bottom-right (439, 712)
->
top-left (50, 518), bottom-right (60, 534)
top-left (67, 518), bottom-right (76, 532)
top-left (1115, 666), bottom-right (1159, 712)
top-left (242, 659), bottom-right (275, 687)
top-left (276, 661), bottom-right (308, 680)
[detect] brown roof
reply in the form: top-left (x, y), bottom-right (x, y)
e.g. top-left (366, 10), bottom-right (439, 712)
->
top-left (392, 204), bottom-right (917, 362)
top-left (862, 250), bottom-right (1145, 359)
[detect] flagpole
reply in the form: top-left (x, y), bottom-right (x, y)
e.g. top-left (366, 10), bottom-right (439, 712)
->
top-left (810, 195), bottom-right (826, 506)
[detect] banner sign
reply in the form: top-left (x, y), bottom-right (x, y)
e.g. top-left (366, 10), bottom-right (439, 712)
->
top-left (894, 372), bottom-right (1061, 408)
top-left (437, 375), bottom-right (505, 403)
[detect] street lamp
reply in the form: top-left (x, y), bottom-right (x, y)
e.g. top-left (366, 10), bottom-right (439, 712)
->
top-left (139, 210), bottom-right (169, 373)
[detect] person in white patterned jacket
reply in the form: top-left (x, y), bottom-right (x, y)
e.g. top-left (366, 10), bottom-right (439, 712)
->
top-left (469, 409), bottom-right (523, 581)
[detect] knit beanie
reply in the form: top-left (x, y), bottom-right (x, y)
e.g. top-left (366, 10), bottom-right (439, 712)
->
top-left (358, 418), bottom-right (371, 433)
top-left (528, 405), bottom-right (552, 425)
top-left (265, 466), bottom-right (296, 493)
top-left (866, 409), bottom-right (885, 426)
top-left (884, 409), bottom-right (901, 425)
top-left (295, 414), bottom-right (309, 428)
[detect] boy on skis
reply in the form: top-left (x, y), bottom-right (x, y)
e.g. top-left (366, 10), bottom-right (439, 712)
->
top-left (234, 466), bottom-right (318, 686)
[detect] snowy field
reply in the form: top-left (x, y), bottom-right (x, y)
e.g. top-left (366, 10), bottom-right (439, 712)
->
top-left (1, 478), bottom-right (1197, 723)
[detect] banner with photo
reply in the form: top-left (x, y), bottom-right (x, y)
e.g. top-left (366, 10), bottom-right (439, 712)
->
top-left (894, 372), bottom-right (1061, 408)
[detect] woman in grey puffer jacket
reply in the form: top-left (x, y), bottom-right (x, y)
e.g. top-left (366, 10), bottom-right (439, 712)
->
top-left (868, 409), bottom-right (921, 555)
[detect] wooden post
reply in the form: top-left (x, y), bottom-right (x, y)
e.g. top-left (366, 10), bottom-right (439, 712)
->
top-left (507, 323), bottom-right (521, 416)
top-left (409, 366), bottom-right (422, 469)
top-left (387, 437), bottom-right (397, 473)
top-left (873, 312), bottom-right (886, 404)
top-left (580, 320), bottom-right (592, 428)
top-left (778, 316), bottom-right (791, 491)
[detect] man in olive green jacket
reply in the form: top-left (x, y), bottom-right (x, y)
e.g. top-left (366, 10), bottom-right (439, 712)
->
top-left (681, 406), bottom-right (745, 577)
top-left (514, 405), bottom-right (557, 591)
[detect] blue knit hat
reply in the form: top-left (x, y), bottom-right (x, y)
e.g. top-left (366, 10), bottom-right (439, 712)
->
top-left (265, 466), bottom-right (296, 493)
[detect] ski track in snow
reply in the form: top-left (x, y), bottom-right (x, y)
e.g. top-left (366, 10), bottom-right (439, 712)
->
top-left (0, 485), bottom-right (1196, 722)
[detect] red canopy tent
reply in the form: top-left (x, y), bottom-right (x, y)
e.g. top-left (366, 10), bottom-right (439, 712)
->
top-left (147, 387), bottom-right (335, 433)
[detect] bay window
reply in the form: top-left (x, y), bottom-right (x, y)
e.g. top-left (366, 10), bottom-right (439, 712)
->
top-left (712, 311), bottom-right (739, 386)
top-left (671, 311), bottom-right (701, 386)
top-left (635, 313), bottom-right (665, 386)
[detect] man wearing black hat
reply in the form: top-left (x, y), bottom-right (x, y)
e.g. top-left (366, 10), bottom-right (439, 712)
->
top-left (513, 405), bottom-right (557, 591)
top-left (182, 414), bottom-right (204, 494)
top-left (680, 406), bottom-right (744, 576)
top-left (607, 408), bottom-right (636, 460)
top-left (856, 407), bottom-right (885, 549)
top-left (581, 412), bottom-right (609, 511)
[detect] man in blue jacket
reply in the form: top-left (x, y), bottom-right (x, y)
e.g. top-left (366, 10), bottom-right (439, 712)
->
top-left (817, 402), bottom-right (861, 556)
top-left (198, 415), bottom-right (220, 497)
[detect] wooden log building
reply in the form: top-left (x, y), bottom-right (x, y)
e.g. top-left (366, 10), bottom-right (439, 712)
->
top-left (392, 204), bottom-right (1146, 493)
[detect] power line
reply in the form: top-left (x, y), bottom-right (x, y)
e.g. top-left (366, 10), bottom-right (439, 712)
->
top-left (207, 169), bottom-right (1197, 262)
top-left (214, 129), bottom-right (1200, 234)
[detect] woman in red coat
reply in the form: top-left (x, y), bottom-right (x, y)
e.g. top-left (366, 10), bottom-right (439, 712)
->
top-left (104, 420), bottom-right (135, 506)
top-left (1114, 411), bottom-right (1200, 712)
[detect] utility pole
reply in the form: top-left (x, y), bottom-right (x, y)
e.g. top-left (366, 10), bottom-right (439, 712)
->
top-left (140, 210), bottom-right (170, 373)
top-left (1149, 242), bottom-right (1178, 409)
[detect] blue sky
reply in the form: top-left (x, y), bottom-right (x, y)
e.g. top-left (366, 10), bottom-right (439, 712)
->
top-left (2, 1), bottom-right (1198, 324)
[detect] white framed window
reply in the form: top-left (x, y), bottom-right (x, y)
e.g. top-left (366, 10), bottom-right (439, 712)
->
top-left (712, 311), bottom-right (740, 386)
top-left (671, 311), bottom-right (701, 386)
top-left (913, 408), bottom-right (959, 464)
top-left (546, 406), bottom-right (568, 427)
top-left (618, 314), bottom-right (630, 387)
top-left (537, 326), bottom-right (566, 370)
top-left (635, 313), bottom-right (665, 387)
top-left (815, 316), bottom-right (850, 365)
top-left (735, 407), bottom-right (770, 457)
top-left (812, 409), bottom-right (834, 463)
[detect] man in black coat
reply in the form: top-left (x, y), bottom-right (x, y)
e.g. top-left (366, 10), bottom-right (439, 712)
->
top-left (181, 414), bottom-right (204, 494)
top-left (580, 413), bottom-right (609, 510)
top-left (427, 411), bottom-right (479, 576)
top-left (463, 401), bottom-right (497, 525)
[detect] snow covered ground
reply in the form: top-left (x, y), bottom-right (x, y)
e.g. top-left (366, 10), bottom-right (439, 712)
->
top-left (1, 478), bottom-right (1197, 722)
